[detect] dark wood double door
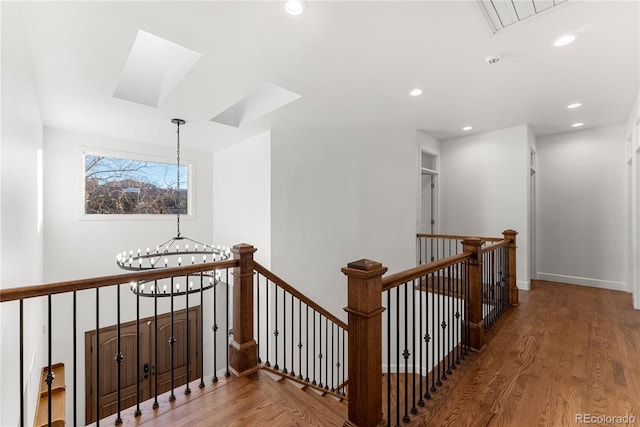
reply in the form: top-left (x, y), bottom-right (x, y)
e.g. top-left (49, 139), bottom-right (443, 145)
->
top-left (85, 306), bottom-right (201, 424)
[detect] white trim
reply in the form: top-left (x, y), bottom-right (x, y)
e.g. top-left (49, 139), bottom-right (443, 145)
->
top-left (517, 280), bottom-right (531, 291)
top-left (537, 272), bottom-right (628, 293)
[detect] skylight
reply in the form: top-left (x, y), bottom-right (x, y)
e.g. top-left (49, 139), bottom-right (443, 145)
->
top-left (113, 30), bottom-right (203, 107)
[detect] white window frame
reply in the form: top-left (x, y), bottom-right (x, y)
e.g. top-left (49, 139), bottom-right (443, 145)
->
top-left (80, 147), bottom-right (194, 220)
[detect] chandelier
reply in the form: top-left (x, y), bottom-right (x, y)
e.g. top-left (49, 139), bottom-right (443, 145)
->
top-left (116, 118), bottom-right (230, 297)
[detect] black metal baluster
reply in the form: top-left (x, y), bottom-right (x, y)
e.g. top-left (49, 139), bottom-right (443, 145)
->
top-left (411, 278), bottom-right (418, 415)
top-left (441, 269), bottom-right (448, 381)
top-left (465, 260), bottom-right (471, 355)
top-left (305, 304), bottom-right (309, 382)
top-left (297, 299), bottom-right (303, 380)
top-left (396, 285), bottom-right (400, 427)
top-left (318, 313), bottom-right (323, 388)
top-left (312, 309), bottom-right (317, 385)
top-left (115, 284), bottom-right (123, 424)
top-left (169, 277), bottom-right (176, 401)
top-left (430, 270), bottom-right (436, 394)
top-left (213, 276), bottom-right (218, 383)
top-left (436, 271), bottom-right (443, 387)
top-left (153, 280), bottom-right (159, 407)
top-left (185, 274), bottom-right (191, 395)
top-left (454, 263), bottom-right (460, 366)
top-left (325, 317), bottom-right (329, 390)
top-left (257, 274), bottom-right (261, 364)
top-left (331, 321), bottom-right (335, 391)
top-left (282, 290), bottom-right (287, 374)
top-left (199, 273), bottom-right (205, 388)
top-left (447, 266), bottom-right (454, 375)
top-left (95, 289), bottom-right (100, 425)
top-left (386, 289), bottom-right (391, 427)
top-left (419, 274), bottom-right (426, 404)
top-left (19, 300), bottom-right (24, 427)
top-left (73, 292), bottom-right (77, 424)
top-left (290, 294), bottom-right (295, 377)
top-left (225, 269), bottom-right (230, 377)
top-left (135, 284), bottom-right (141, 417)
top-left (403, 283), bottom-right (410, 423)
top-left (47, 295), bottom-right (53, 426)
top-left (265, 279), bottom-right (270, 368)
top-left (274, 285), bottom-right (280, 371)
top-left (335, 322), bottom-right (339, 391)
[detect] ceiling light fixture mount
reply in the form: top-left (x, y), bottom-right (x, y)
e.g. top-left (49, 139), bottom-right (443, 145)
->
top-left (117, 118), bottom-right (230, 297)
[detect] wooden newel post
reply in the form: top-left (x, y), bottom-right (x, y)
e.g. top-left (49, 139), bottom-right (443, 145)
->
top-left (502, 229), bottom-right (518, 306)
top-left (229, 243), bottom-right (258, 376)
top-left (342, 259), bottom-right (387, 427)
top-left (462, 238), bottom-right (486, 352)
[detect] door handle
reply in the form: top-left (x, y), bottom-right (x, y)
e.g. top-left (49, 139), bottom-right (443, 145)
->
top-left (143, 362), bottom-right (149, 379)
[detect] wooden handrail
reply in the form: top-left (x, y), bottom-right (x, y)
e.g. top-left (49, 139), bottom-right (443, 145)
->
top-left (417, 233), bottom-right (503, 242)
top-left (480, 239), bottom-right (510, 254)
top-left (381, 251), bottom-right (472, 292)
top-left (253, 262), bottom-right (348, 331)
top-left (0, 259), bottom-right (239, 303)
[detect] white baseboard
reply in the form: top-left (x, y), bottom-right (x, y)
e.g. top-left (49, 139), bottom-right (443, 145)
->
top-left (536, 272), bottom-right (628, 293)
top-left (517, 280), bottom-right (530, 291)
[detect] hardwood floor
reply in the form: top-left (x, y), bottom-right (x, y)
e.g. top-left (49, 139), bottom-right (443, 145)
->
top-left (102, 280), bottom-right (639, 427)
top-left (101, 369), bottom-right (347, 427)
top-left (427, 280), bottom-right (640, 427)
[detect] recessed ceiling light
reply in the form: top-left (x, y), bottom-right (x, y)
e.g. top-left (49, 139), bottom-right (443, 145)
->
top-left (554, 34), bottom-right (575, 47)
top-left (284, 0), bottom-right (305, 16)
top-left (463, 126), bottom-right (473, 131)
top-left (572, 122), bottom-right (584, 128)
top-left (567, 103), bottom-right (582, 109)
top-left (409, 88), bottom-right (423, 97)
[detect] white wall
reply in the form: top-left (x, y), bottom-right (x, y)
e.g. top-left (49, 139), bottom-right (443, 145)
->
top-left (0, 2), bottom-right (46, 425)
top-left (536, 124), bottom-right (628, 292)
top-left (42, 127), bottom-right (218, 424)
top-left (212, 131), bottom-right (271, 267)
top-left (441, 125), bottom-right (530, 290)
top-left (271, 129), bottom-right (418, 321)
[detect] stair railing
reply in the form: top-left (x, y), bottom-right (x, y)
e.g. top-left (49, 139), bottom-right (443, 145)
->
top-left (343, 229), bottom-right (518, 426)
top-left (253, 262), bottom-right (348, 398)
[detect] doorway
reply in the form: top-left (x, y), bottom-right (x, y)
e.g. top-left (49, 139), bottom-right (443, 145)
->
top-left (420, 151), bottom-right (438, 235)
top-left (530, 148), bottom-right (537, 281)
top-left (85, 306), bottom-right (201, 424)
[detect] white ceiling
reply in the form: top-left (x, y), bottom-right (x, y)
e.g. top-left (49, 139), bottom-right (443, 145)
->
top-left (6, 0), bottom-right (640, 152)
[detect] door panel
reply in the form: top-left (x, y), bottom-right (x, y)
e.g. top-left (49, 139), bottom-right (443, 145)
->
top-left (153, 308), bottom-right (201, 396)
top-left (86, 306), bottom-right (201, 424)
top-left (86, 322), bottom-right (150, 424)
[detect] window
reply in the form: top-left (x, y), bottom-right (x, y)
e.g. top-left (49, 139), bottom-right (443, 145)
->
top-left (84, 153), bottom-right (189, 215)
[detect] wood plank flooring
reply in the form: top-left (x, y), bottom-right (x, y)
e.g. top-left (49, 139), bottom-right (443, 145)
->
top-left (427, 280), bottom-right (640, 427)
top-left (101, 369), bottom-right (346, 427)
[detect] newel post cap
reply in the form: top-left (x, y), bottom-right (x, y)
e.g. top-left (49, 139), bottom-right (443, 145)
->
top-left (231, 243), bottom-right (257, 255)
top-left (342, 259), bottom-right (387, 279)
top-left (502, 229), bottom-right (518, 237)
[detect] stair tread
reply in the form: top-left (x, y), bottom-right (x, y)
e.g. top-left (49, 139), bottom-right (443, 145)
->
top-left (258, 370), bottom-right (347, 424)
top-left (38, 363), bottom-right (65, 397)
top-left (34, 388), bottom-right (65, 427)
